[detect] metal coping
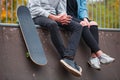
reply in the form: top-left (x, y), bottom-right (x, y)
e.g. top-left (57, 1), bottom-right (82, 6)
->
top-left (0, 23), bottom-right (120, 32)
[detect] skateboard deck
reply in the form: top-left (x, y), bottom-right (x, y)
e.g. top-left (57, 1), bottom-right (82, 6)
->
top-left (17, 6), bottom-right (47, 65)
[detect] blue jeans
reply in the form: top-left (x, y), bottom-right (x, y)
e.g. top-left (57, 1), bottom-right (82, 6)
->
top-left (33, 16), bottom-right (82, 59)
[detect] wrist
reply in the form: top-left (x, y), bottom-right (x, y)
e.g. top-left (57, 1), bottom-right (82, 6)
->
top-left (48, 14), bottom-right (56, 21)
top-left (84, 17), bottom-right (89, 21)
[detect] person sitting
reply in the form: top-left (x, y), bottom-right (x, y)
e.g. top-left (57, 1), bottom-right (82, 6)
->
top-left (27, 0), bottom-right (83, 77)
top-left (67, 0), bottom-right (115, 70)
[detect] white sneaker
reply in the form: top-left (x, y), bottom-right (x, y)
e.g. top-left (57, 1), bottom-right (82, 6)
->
top-left (88, 57), bottom-right (101, 70)
top-left (99, 53), bottom-right (115, 64)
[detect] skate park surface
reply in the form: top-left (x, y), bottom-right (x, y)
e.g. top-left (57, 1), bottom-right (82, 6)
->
top-left (0, 26), bottom-right (120, 80)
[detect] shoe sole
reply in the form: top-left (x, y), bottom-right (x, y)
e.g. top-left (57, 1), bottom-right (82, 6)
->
top-left (88, 61), bottom-right (101, 70)
top-left (60, 60), bottom-right (82, 77)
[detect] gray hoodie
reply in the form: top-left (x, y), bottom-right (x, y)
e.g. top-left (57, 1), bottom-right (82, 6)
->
top-left (27, 0), bottom-right (66, 18)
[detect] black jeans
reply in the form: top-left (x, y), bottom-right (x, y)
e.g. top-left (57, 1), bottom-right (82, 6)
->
top-left (82, 26), bottom-right (100, 53)
top-left (72, 17), bottom-right (100, 54)
top-left (33, 16), bottom-right (82, 59)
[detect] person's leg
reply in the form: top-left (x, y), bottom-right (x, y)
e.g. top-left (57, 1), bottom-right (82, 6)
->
top-left (88, 21), bottom-right (100, 68)
top-left (82, 26), bottom-right (101, 69)
top-left (33, 16), bottom-right (65, 58)
top-left (89, 21), bottom-right (115, 63)
top-left (33, 17), bottom-right (82, 76)
top-left (87, 21), bottom-right (115, 68)
top-left (82, 26), bottom-right (100, 53)
top-left (89, 21), bottom-right (99, 53)
top-left (60, 20), bottom-right (83, 77)
top-left (61, 20), bottom-right (83, 59)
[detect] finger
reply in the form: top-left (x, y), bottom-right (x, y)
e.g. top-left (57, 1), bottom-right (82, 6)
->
top-left (80, 21), bottom-right (87, 26)
top-left (61, 18), bottom-right (71, 22)
top-left (87, 22), bottom-right (90, 28)
top-left (61, 20), bottom-right (71, 25)
top-left (60, 20), bottom-right (70, 24)
top-left (67, 15), bottom-right (72, 19)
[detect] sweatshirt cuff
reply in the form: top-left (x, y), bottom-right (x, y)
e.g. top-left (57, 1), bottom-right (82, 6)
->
top-left (44, 12), bottom-right (50, 18)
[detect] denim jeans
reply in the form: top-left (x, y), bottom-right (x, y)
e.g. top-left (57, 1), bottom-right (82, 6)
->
top-left (33, 16), bottom-right (82, 59)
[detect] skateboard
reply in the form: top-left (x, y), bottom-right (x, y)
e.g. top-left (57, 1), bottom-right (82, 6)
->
top-left (17, 5), bottom-right (47, 66)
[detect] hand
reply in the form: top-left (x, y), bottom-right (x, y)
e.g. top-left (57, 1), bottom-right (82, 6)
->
top-left (58, 13), bottom-right (72, 25)
top-left (48, 13), bottom-right (72, 25)
top-left (84, 18), bottom-right (90, 28)
top-left (80, 21), bottom-right (87, 27)
top-left (48, 14), bottom-right (60, 21)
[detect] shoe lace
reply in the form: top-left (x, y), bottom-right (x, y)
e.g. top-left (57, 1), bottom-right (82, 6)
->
top-left (91, 57), bottom-right (100, 65)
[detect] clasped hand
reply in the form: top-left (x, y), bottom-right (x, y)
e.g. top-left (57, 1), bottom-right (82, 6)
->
top-left (49, 13), bottom-right (72, 25)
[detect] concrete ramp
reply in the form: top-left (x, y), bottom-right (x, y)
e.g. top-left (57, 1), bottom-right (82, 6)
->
top-left (0, 27), bottom-right (120, 80)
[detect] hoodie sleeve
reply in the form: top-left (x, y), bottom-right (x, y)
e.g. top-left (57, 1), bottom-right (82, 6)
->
top-left (56, 0), bottom-right (67, 14)
top-left (27, 0), bottom-right (50, 18)
top-left (77, 0), bottom-right (88, 19)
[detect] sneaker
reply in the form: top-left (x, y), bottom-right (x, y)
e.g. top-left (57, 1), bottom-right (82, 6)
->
top-left (99, 53), bottom-right (115, 64)
top-left (88, 57), bottom-right (101, 70)
top-left (60, 58), bottom-right (82, 77)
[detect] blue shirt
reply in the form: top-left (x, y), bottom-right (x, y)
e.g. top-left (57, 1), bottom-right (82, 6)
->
top-left (76, 0), bottom-right (88, 19)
